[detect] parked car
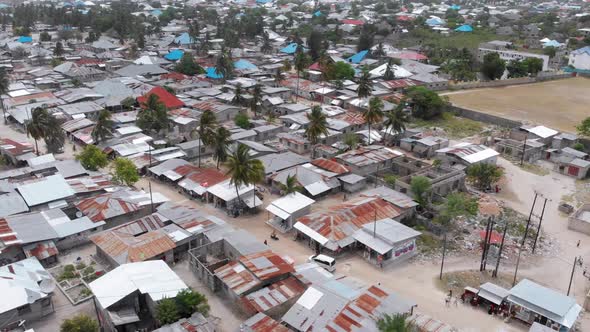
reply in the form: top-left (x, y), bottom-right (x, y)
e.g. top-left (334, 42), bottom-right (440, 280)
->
top-left (308, 254), bottom-right (336, 272)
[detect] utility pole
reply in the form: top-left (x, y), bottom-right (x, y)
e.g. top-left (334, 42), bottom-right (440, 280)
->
top-left (480, 217), bottom-right (492, 271)
top-left (493, 220), bottom-right (508, 278)
top-left (520, 133), bottom-right (528, 165)
top-left (148, 144), bottom-right (152, 168)
top-left (513, 192), bottom-right (539, 286)
top-left (483, 216), bottom-right (495, 271)
top-left (532, 197), bottom-right (549, 254)
top-left (439, 232), bottom-right (447, 280)
top-left (373, 208), bottom-right (377, 238)
top-left (568, 256), bottom-right (578, 296)
top-left (149, 181), bottom-right (154, 213)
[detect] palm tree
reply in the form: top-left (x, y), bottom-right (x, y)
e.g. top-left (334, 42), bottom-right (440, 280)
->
top-left (215, 47), bottom-right (234, 82)
top-left (250, 84), bottom-right (262, 118)
top-left (137, 94), bottom-right (169, 134)
top-left (357, 69), bottom-right (373, 101)
top-left (383, 101), bottom-right (408, 144)
top-left (26, 107), bottom-right (51, 155)
top-left (92, 110), bottom-right (114, 144)
top-left (373, 42), bottom-right (386, 58)
top-left (383, 58), bottom-right (396, 81)
top-left (377, 313), bottom-right (413, 332)
top-left (192, 110), bottom-right (217, 167)
top-left (232, 83), bottom-right (245, 105)
top-left (365, 97), bottom-right (384, 145)
top-left (261, 32), bottom-right (272, 54)
top-left (225, 143), bottom-right (265, 208)
top-left (44, 115), bottom-right (65, 154)
top-left (273, 68), bottom-right (284, 87)
top-left (294, 46), bottom-right (311, 102)
top-left (212, 126), bottom-right (232, 169)
top-left (305, 105), bottom-right (328, 158)
top-left (280, 174), bottom-right (303, 194)
top-left (0, 69), bottom-right (9, 124)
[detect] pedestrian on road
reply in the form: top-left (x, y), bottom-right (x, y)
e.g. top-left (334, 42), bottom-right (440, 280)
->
top-left (264, 240), bottom-right (268, 245)
top-left (454, 296), bottom-right (459, 307)
top-left (445, 297), bottom-right (450, 307)
top-left (577, 240), bottom-right (581, 248)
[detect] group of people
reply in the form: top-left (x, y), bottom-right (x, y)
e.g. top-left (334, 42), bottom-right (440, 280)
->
top-left (445, 290), bottom-right (460, 307)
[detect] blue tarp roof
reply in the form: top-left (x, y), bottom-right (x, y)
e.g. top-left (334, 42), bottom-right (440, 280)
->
top-left (281, 43), bottom-right (300, 54)
top-left (543, 40), bottom-right (561, 48)
top-left (151, 9), bottom-right (162, 16)
top-left (426, 17), bottom-right (444, 26)
top-left (206, 67), bottom-right (223, 79)
top-left (314, 10), bottom-right (322, 17)
top-left (0, 4), bottom-right (9, 8)
top-left (450, 4), bottom-right (461, 10)
top-left (256, 0), bottom-right (272, 3)
top-left (17, 36), bottom-right (32, 43)
top-left (174, 32), bottom-right (194, 45)
top-left (455, 24), bottom-right (473, 32)
top-left (347, 50), bottom-right (369, 64)
top-left (234, 59), bottom-right (257, 70)
top-left (164, 49), bottom-right (184, 61)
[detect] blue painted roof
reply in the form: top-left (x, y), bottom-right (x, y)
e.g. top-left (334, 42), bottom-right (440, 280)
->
top-left (347, 50), bottom-right (368, 64)
top-left (543, 40), bottom-right (561, 47)
top-left (151, 9), bottom-right (162, 16)
top-left (256, 0), bottom-right (272, 3)
top-left (174, 32), bottom-right (194, 45)
top-left (281, 43), bottom-right (299, 54)
top-left (206, 67), bottom-right (223, 79)
top-left (455, 24), bottom-right (473, 32)
top-left (426, 17), bottom-right (444, 26)
top-left (17, 36), bottom-right (32, 43)
top-left (234, 59), bottom-right (257, 70)
top-left (572, 46), bottom-right (590, 55)
top-left (0, 4), bottom-right (9, 9)
top-left (450, 4), bottom-right (461, 10)
top-left (164, 49), bottom-right (184, 61)
top-left (314, 10), bottom-right (322, 17)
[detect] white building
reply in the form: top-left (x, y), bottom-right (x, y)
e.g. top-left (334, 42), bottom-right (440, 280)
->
top-left (569, 46), bottom-right (590, 70)
top-left (478, 48), bottom-right (550, 71)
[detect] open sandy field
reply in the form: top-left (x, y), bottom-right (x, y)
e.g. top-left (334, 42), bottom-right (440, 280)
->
top-left (443, 77), bottom-right (590, 133)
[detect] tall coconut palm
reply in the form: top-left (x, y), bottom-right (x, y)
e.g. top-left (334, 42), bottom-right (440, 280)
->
top-left (383, 101), bottom-right (408, 144)
top-left (273, 68), bottom-right (284, 87)
top-left (280, 174), bottom-right (303, 194)
top-left (225, 143), bottom-right (265, 208)
top-left (250, 84), bottom-right (262, 118)
top-left (357, 69), bottom-right (373, 101)
top-left (138, 94), bottom-right (169, 134)
top-left (377, 313), bottom-right (413, 332)
top-left (212, 126), bottom-right (232, 169)
top-left (383, 58), bottom-right (396, 81)
top-left (294, 46), bottom-right (311, 102)
top-left (191, 110), bottom-right (217, 167)
top-left (305, 105), bottom-right (328, 158)
top-left (232, 83), bottom-right (245, 105)
top-left (215, 47), bottom-right (234, 82)
top-left (365, 97), bottom-right (384, 145)
top-left (44, 115), bottom-right (65, 154)
top-left (91, 109), bottom-right (114, 144)
top-left (261, 32), bottom-right (272, 54)
top-left (0, 69), bottom-right (9, 124)
top-left (26, 107), bottom-right (51, 155)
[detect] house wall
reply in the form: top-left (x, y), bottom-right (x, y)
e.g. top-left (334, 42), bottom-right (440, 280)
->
top-left (215, 107), bottom-right (241, 122)
top-left (103, 208), bottom-right (153, 230)
top-left (341, 180), bottom-right (367, 193)
top-left (569, 53), bottom-right (590, 70)
top-left (55, 225), bottom-right (105, 251)
top-left (0, 297), bottom-right (54, 329)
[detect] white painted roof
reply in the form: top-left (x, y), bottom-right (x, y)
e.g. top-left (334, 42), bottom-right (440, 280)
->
top-left (462, 148), bottom-right (499, 164)
top-left (206, 179), bottom-right (254, 202)
top-left (523, 125), bottom-right (559, 139)
top-left (89, 260), bottom-right (188, 309)
top-left (266, 192), bottom-right (315, 219)
top-left (0, 257), bottom-right (53, 314)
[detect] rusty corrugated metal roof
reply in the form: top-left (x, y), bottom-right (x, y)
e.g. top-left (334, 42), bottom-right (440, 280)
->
top-left (311, 158), bottom-right (350, 175)
top-left (214, 261), bottom-right (261, 296)
top-left (243, 313), bottom-right (291, 332)
top-left (75, 192), bottom-right (140, 222)
top-left (66, 175), bottom-right (113, 194)
top-left (240, 250), bottom-right (294, 282)
top-left (243, 276), bottom-right (306, 314)
top-left (326, 285), bottom-right (391, 332)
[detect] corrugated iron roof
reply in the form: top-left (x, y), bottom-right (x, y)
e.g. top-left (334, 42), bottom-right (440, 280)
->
top-left (337, 145), bottom-right (403, 167)
top-left (75, 191), bottom-right (140, 222)
top-left (311, 158), bottom-right (350, 175)
top-left (0, 138), bottom-right (34, 156)
top-left (23, 240), bottom-right (59, 260)
top-left (66, 175), bottom-right (113, 194)
top-left (214, 261), bottom-right (261, 296)
top-left (0, 218), bottom-right (22, 247)
top-left (243, 276), bottom-right (306, 314)
top-left (243, 313), bottom-right (291, 332)
top-left (240, 250), bottom-right (294, 282)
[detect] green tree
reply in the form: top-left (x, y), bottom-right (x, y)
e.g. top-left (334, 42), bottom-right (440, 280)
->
top-left (482, 52), bottom-right (505, 80)
top-left (261, 32), bottom-right (273, 54)
top-left (377, 313), bottom-right (412, 332)
top-left (54, 41), bottom-right (64, 57)
top-left (307, 29), bottom-right (324, 60)
top-left (60, 314), bottom-right (99, 332)
top-left (365, 97), bottom-right (384, 144)
top-left (225, 143), bottom-right (265, 206)
top-left (26, 107), bottom-right (50, 155)
top-left (543, 46), bottom-right (556, 58)
top-left (305, 105), bottom-right (329, 157)
top-left (282, 58), bottom-right (292, 72)
top-left (325, 61), bottom-right (355, 81)
top-left (175, 53), bottom-right (204, 75)
top-left (436, 192), bottom-right (478, 225)
top-left (383, 101), bottom-right (408, 142)
top-left (0, 69), bottom-right (9, 124)
top-left (76, 145), bottom-right (108, 171)
top-left (383, 58), bottom-right (397, 80)
top-left (506, 60), bottom-right (528, 78)
top-left (250, 84), bottom-right (262, 118)
top-left (280, 174), bottom-right (303, 194)
top-left (112, 157), bottom-right (139, 186)
top-left (137, 94), bottom-right (169, 134)
top-left (410, 175), bottom-right (432, 207)
top-left (215, 47), bottom-right (234, 81)
top-left (274, 68), bottom-right (284, 86)
top-left (523, 57), bottom-right (543, 76)
top-left (175, 288), bottom-right (210, 317)
top-left (406, 86), bottom-right (447, 120)
top-left (373, 42), bottom-right (386, 58)
top-left (357, 25), bottom-right (373, 52)
top-left (577, 117), bottom-right (590, 137)
top-left (356, 70), bottom-right (373, 101)
top-left (573, 143), bottom-right (585, 152)
top-left (212, 126), bottom-right (232, 169)
top-left (234, 112), bottom-right (251, 129)
top-left (91, 109), bottom-right (114, 144)
top-left (44, 114), bottom-right (65, 154)
top-left (156, 298), bottom-right (180, 325)
top-left (466, 163), bottom-right (503, 190)
top-left (294, 47), bottom-right (311, 101)
top-left (343, 132), bottom-right (358, 150)
top-left (232, 83), bottom-right (245, 105)
top-left (193, 110), bottom-right (217, 167)
top-left (40, 31), bottom-right (51, 41)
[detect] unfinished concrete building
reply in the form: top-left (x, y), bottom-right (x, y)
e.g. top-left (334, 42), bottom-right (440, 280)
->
top-left (568, 204), bottom-right (590, 235)
top-left (395, 166), bottom-right (466, 200)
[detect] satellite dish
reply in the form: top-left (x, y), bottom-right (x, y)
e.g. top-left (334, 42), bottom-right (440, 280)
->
top-left (76, 211), bottom-right (83, 218)
top-left (39, 278), bottom-right (56, 293)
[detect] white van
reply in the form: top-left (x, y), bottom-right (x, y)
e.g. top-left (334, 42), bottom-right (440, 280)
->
top-left (308, 254), bottom-right (336, 272)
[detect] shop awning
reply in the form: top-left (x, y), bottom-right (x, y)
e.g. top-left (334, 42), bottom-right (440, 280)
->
top-left (478, 282), bottom-right (509, 305)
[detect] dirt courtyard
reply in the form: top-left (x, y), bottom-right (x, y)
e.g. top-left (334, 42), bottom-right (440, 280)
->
top-left (443, 77), bottom-right (590, 133)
